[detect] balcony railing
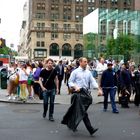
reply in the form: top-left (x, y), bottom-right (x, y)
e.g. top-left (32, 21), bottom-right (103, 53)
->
top-left (30, 27), bottom-right (82, 33)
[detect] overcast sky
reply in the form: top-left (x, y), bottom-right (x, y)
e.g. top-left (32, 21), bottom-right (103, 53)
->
top-left (0, 0), bottom-right (26, 50)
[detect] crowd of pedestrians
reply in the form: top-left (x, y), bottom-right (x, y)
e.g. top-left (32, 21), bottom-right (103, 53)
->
top-left (4, 56), bottom-right (140, 136)
top-left (6, 57), bottom-right (140, 107)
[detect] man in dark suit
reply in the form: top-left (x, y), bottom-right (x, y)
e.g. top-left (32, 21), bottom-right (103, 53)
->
top-left (55, 60), bottom-right (64, 95)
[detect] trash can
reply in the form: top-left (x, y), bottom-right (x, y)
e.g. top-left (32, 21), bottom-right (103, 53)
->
top-left (0, 68), bottom-right (7, 89)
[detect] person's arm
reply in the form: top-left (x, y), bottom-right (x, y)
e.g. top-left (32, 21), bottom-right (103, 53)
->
top-left (89, 71), bottom-right (103, 96)
top-left (39, 77), bottom-right (46, 91)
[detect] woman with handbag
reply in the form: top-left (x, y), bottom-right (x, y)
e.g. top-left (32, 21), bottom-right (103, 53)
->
top-left (39, 58), bottom-right (59, 121)
top-left (7, 63), bottom-right (19, 100)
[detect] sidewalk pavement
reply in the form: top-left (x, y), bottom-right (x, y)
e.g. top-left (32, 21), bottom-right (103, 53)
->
top-left (0, 83), bottom-right (105, 104)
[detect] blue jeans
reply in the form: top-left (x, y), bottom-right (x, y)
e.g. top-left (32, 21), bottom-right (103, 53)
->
top-left (103, 88), bottom-right (118, 112)
top-left (43, 89), bottom-right (56, 117)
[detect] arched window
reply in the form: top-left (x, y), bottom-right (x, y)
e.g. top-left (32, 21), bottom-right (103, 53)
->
top-left (74, 44), bottom-right (83, 59)
top-left (62, 43), bottom-right (71, 56)
top-left (49, 43), bottom-right (59, 56)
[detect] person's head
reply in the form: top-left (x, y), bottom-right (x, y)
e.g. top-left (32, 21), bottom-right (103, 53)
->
top-left (38, 61), bottom-right (43, 69)
top-left (79, 57), bottom-right (88, 70)
top-left (99, 57), bottom-right (105, 64)
top-left (124, 62), bottom-right (129, 69)
top-left (107, 61), bottom-right (113, 70)
top-left (130, 65), bottom-right (135, 71)
top-left (45, 58), bottom-right (54, 70)
top-left (21, 63), bottom-right (26, 69)
top-left (59, 59), bottom-right (63, 65)
top-left (31, 63), bottom-right (36, 69)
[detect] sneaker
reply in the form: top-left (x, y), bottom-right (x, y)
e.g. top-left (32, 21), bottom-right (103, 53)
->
top-left (49, 116), bottom-right (54, 121)
top-left (12, 96), bottom-right (16, 100)
top-left (8, 96), bottom-right (12, 100)
top-left (112, 110), bottom-right (119, 114)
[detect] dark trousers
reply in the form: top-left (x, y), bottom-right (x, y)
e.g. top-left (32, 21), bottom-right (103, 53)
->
top-left (43, 89), bottom-right (55, 117)
top-left (83, 112), bottom-right (94, 134)
top-left (58, 75), bottom-right (63, 94)
top-left (134, 84), bottom-right (140, 106)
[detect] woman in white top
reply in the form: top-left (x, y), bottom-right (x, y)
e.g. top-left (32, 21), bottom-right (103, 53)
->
top-left (18, 63), bottom-right (28, 102)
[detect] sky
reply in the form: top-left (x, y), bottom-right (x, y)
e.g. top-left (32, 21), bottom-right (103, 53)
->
top-left (0, 0), bottom-right (27, 50)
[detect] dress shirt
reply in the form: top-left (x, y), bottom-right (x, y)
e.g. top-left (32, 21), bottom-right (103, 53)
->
top-left (68, 66), bottom-right (98, 89)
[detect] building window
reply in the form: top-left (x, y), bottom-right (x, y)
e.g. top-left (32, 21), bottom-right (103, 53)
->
top-left (36, 41), bottom-right (45, 47)
top-left (111, 0), bottom-right (118, 2)
top-left (35, 13), bottom-right (45, 19)
top-left (36, 32), bottom-right (45, 38)
top-left (51, 13), bottom-right (59, 20)
top-left (124, 0), bottom-right (131, 5)
top-left (34, 49), bottom-right (47, 58)
top-left (75, 6), bottom-right (83, 13)
top-left (63, 14), bottom-right (71, 21)
top-left (75, 24), bottom-right (82, 31)
top-left (74, 44), bottom-right (83, 59)
top-left (87, 6), bottom-right (94, 13)
top-left (63, 33), bottom-right (71, 40)
top-left (51, 5), bottom-right (59, 11)
top-left (76, 0), bottom-right (83, 2)
top-left (88, 0), bottom-right (95, 2)
top-left (63, 24), bottom-right (71, 31)
top-left (51, 23), bottom-right (58, 30)
top-left (37, 3), bottom-right (45, 10)
top-left (75, 34), bottom-right (83, 40)
top-left (51, 32), bottom-right (58, 39)
top-left (100, 0), bottom-right (106, 4)
top-left (63, 5), bottom-right (72, 21)
top-left (75, 15), bottom-right (83, 21)
top-left (63, 0), bottom-right (72, 3)
top-left (36, 22), bottom-right (45, 29)
top-left (52, 0), bottom-right (59, 3)
top-left (62, 43), bottom-right (71, 56)
top-left (63, 6), bottom-right (71, 13)
top-left (49, 43), bottom-right (59, 56)
top-left (111, 0), bottom-right (118, 6)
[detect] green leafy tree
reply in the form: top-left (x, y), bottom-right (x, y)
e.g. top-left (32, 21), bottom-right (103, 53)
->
top-left (107, 34), bottom-right (137, 61)
top-left (0, 46), bottom-right (17, 56)
top-left (83, 33), bottom-right (98, 58)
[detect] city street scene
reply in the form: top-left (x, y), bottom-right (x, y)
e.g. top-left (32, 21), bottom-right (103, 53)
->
top-left (0, 0), bottom-right (140, 140)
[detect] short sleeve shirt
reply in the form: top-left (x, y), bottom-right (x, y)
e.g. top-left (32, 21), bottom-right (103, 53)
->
top-left (39, 68), bottom-right (57, 90)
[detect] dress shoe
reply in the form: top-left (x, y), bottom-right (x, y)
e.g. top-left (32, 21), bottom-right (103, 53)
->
top-left (43, 112), bottom-right (46, 118)
top-left (90, 128), bottom-right (98, 136)
top-left (103, 109), bottom-right (107, 112)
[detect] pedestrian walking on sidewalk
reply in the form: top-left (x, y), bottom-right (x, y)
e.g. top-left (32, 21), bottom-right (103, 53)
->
top-left (61, 57), bottom-right (101, 136)
top-left (134, 64), bottom-right (140, 106)
top-left (39, 58), bottom-right (59, 121)
top-left (100, 61), bottom-right (119, 113)
top-left (55, 59), bottom-right (64, 95)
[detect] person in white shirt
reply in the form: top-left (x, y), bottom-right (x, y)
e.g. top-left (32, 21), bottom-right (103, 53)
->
top-left (96, 57), bottom-right (107, 85)
top-left (67, 57), bottom-right (102, 136)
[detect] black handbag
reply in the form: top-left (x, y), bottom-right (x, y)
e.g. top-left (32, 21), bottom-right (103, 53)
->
top-left (39, 87), bottom-right (43, 100)
top-left (39, 69), bottom-right (54, 100)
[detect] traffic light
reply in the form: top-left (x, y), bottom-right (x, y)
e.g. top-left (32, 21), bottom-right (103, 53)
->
top-left (0, 38), bottom-right (5, 48)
